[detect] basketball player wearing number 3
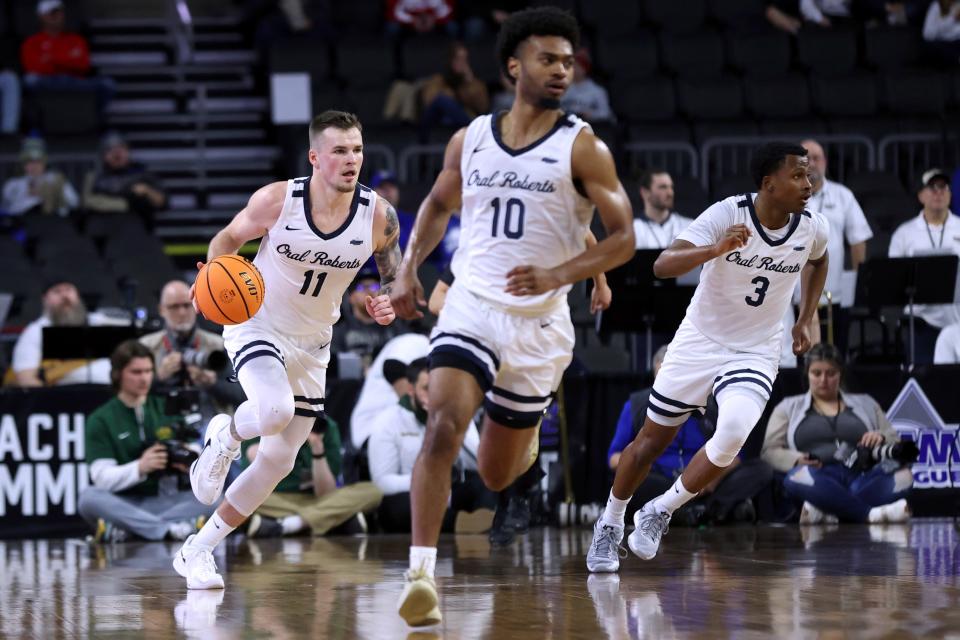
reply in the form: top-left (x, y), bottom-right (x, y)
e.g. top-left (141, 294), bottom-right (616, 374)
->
top-left (174, 110), bottom-right (398, 590)
top-left (586, 143), bottom-right (830, 574)
top-left (388, 7), bottom-right (635, 627)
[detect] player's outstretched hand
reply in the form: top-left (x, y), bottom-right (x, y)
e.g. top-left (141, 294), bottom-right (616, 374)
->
top-left (591, 280), bottom-right (612, 313)
top-left (713, 224), bottom-right (752, 257)
top-left (190, 261), bottom-right (205, 315)
top-left (791, 322), bottom-right (812, 356)
top-left (505, 265), bottom-right (562, 296)
top-left (390, 270), bottom-right (426, 320)
top-left (366, 294), bottom-right (397, 326)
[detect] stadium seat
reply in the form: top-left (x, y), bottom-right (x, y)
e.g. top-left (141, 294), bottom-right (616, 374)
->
top-left (660, 31), bottom-right (725, 79)
top-left (826, 115), bottom-right (898, 141)
top-left (580, 0), bottom-right (641, 38)
top-left (883, 72), bottom-right (946, 115)
top-left (845, 171), bottom-right (907, 200)
top-left (336, 38), bottom-right (398, 88)
top-left (596, 33), bottom-right (659, 82)
top-left (331, 2), bottom-right (385, 35)
top-left (726, 32), bottom-right (792, 79)
top-left (712, 174), bottom-right (756, 200)
top-left (611, 75), bottom-right (676, 122)
top-left (34, 90), bottom-right (100, 135)
top-left (744, 74), bottom-right (811, 119)
top-left (467, 38), bottom-right (500, 84)
top-left (673, 175), bottom-right (711, 216)
top-left (677, 76), bottom-right (744, 120)
top-left (708, 0), bottom-right (769, 33)
top-left (812, 73), bottom-right (879, 116)
top-left (401, 36), bottom-right (453, 81)
top-left (693, 120), bottom-right (760, 145)
top-left (269, 38), bottom-right (332, 84)
top-left (627, 121), bottom-right (693, 144)
top-left (758, 117), bottom-right (828, 137)
top-left (344, 86), bottom-right (390, 128)
top-left (643, 0), bottom-right (707, 34)
top-left (797, 28), bottom-right (858, 77)
top-left (864, 27), bottom-right (920, 70)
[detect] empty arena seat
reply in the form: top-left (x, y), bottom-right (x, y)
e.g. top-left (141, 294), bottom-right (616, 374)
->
top-left (401, 36), bottom-right (452, 80)
top-left (758, 117), bottom-right (828, 137)
top-left (812, 73), bottom-right (879, 116)
top-left (580, 0), bottom-right (641, 38)
top-left (660, 31), bottom-right (725, 78)
top-left (626, 121), bottom-right (693, 143)
top-left (845, 171), bottom-right (907, 199)
top-left (467, 37), bottom-right (500, 84)
top-left (883, 72), bottom-right (946, 115)
top-left (269, 38), bottom-right (332, 83)
top-left (611, 75), bottom-right (676, 122)
top-left (336, 38), bottom-right (398, 88)
top-left (677, 76), bottom-right (744, 120)
top-left (693, 120), bottom-right (760, 145)
top-left (597, 33), bottom-right (659, 82)
top-left (672, 176), bottom-right (711, 216)
top-left (708, 0), bottom-right (769, 33)
top-left (643, 0), bottom-right (707, 34)
top-left (864, 27), bottom-right (920, 70)
top-left (797, 28), bottom-right (858, 77)
top-left (344, 86), bottom-right (390, 127)
top-left (744, 74), bottom-right (811, 119)
top-left (726, 32), bottom-right (792, 79)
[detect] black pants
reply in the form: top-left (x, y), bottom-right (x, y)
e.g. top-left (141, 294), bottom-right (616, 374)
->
top-left (377, 470), bottom-right (498, 534)
top-left (625, 458), bottom-right (774, 525)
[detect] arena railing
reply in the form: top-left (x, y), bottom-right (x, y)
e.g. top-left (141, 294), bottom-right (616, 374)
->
top-left (878, 133), bottom-right (960, 191)
top-left (398, 144), bottom-right (446, 184)
top-left (621, 141), bottom-right (699, 180)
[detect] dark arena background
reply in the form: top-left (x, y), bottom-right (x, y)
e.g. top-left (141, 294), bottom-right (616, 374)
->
top-left (1, 0), bottom-right (960, 638)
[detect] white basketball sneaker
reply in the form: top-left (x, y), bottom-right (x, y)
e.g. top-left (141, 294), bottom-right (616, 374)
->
top-left (627, 501), bottom-right (672, 560)
top-left (173, 535), bottom-right (224, 590)
top-left (190, 414), bottom-right (239, 505)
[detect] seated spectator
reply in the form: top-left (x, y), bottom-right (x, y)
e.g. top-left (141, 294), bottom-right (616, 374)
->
top-left (369, 359), bottom-right (497, 533)
top-left (762, 343), bottom-right (914, 523)
top-left (800, 0), bottom-right (854, 27)
top-left (608, 345), bottom-right (774, 526)
top-left (9, 277), bottom-right (113, 386)
top-left (922, 0), bottom-right (960, 65)
top-left (20, 1), bottom-right (113, 109)
top-left (349, 332), bottom-right (430, 449)
top-left (1, 138), bottom-right (78, 217)
top-left (934, 321), bottom-right (960, 363)
top-left (82, 131), bottom-right (167, 228)
top-left (559, 48), bottom-right (613, 124)
top-left (240, 415), bottom-right (382, 537)
top-left (633, 169), bottom-right (693, 250)
top-left (387, 0), bottom-right (455, 36)
top-left (419, 41), bottom-right (489, 134)
top-left (139, 280), bottom-right (244, 429)
top-left (371, 170), bottom-right (415, 252)
top-left (888, 168), bottom-right (960, 364)
top-left (333, 270), bottom-right (401, 372)
top-left (78, 340), bottom-right (215, 542)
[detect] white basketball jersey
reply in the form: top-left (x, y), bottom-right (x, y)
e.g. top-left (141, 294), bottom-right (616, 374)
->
top-left (457, 112), bottom-right (594, 314)
top-left (252, 177), bottom-right (376, 336)
top-left (677, 193), bottom-right (829, 352)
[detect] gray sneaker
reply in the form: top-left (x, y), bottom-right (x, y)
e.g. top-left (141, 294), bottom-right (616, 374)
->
top-left (586, 518), bottom-right (626, 573)
top-left (627, 502), bottom-right (671, 560)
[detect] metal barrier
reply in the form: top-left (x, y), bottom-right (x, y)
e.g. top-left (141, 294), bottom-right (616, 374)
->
top-left (398, 144), bottom-right (445, 184)
top-left (878, 133), bottom-right (959, 189)
top-left (700, 135), bottom-right (875, 192)
top-left (621, 141), bottom-right (699, 179)
top-left (362, 143), bottom-right (397, 178)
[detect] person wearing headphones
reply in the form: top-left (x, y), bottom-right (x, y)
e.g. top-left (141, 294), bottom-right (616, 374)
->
top-left (761, 343), bottom-right (916, 524)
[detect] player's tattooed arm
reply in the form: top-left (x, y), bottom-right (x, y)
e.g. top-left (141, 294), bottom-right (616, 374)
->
top-left (374, 199), bottom-right (403, 297)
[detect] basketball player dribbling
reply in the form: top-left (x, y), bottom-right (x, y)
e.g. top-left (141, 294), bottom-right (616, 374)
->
top-left (390, 7), bottom-right (636, 627)
top-left (174, 110), bottom-right (399, 589)
top-left (586, 142), bottom-right (830, 572)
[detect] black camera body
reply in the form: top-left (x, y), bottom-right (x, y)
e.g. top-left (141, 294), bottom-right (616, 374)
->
top-left (181, 348), bottom-right (228, 371)
top-left (141, 423), bottom-right (201, 474)
top-left (836, 439), bottom-right (920, 472)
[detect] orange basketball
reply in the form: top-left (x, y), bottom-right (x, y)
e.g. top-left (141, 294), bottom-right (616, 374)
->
top-left (195, 255), bottom-right (265, 325)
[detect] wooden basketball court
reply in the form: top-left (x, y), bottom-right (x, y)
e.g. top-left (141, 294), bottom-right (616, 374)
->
top-left (2, 521), bottom-right (958, 638)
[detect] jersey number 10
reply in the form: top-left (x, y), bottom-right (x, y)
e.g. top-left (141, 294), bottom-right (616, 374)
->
top-left (490, 197), bottom-right (525, 239)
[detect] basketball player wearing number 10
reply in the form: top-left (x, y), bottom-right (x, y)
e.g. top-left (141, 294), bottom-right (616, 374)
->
top-left (173, 110), bottom-right (399, 589)
top-left (586, 142), bottom-right (831, 573)
top-left (390, 7), bottom-right (635, 627)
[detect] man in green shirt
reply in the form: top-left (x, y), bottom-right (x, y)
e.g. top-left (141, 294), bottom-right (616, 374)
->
top-left (241, 415), bottom-right (382, 537)
top-left (78, 340), bottom-right (216, 542)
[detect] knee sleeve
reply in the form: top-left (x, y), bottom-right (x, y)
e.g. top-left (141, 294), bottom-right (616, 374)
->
top-left (225, 448), bottom-right (298, 516)
top-left (703, 388), bottom-right (766, 468)
top-left (233, 360), bottom-right (296, 438)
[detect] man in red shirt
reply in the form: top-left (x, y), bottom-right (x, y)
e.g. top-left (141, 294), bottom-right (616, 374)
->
top-left (21, 1), bottom-right (91, 78)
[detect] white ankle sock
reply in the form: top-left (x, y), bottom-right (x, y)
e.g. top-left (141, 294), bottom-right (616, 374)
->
top-left (410, 546), bottom-right (437, 578)
top-left (601, 491), bottom-right (630, 527)
top-left (281, 515), bottom-right (307, 535)
top-left (193, 512), bottom-right (235, 550)
top-left (652, 477), bottom-right (697, 515)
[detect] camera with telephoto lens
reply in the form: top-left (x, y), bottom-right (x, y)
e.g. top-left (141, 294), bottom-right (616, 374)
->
top-left (835, 439), bottom-right (920, 472)
top-left (142, 421), bottom-right (201, 474)
top-left (180, 348), bottom-right (229, 371)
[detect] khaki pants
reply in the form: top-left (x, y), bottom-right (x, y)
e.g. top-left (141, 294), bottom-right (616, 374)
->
top-left (257, 482), bottom-right (382, 535)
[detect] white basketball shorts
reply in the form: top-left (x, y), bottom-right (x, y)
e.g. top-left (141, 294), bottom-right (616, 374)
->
top-left (429, 283), bottom-right (574, 428)
top-left (647, 317), bottom-right (781, 427)
top-left (222, 315), bottom-right (331, 420)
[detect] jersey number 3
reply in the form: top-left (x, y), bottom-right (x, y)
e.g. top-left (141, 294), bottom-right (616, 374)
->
top-left (745, 276), bottom-right (769, 307)
top-left (299, 270), bottom-right (328, 297)
top-left (490, 197), bottom-right (525, 239)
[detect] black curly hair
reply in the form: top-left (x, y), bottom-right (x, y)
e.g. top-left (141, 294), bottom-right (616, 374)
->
top-left (749, 142), bottom-right (808, 189)
top-left (496, 6), bottom-right (580, 85)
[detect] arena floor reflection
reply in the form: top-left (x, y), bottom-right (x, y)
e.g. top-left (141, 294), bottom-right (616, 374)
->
top-left (1, 521), bottom-right (958, 639)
